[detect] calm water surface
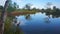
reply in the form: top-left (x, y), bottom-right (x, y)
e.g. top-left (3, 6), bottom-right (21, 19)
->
top-left (17, 12), bottom-right (60, 34)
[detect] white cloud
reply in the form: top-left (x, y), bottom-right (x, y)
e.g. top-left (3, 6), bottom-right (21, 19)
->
top-left (30, 5), bottom-right (35, 9)
top-left (0, 0), bottom-right (6, 6)
top-left (30, 5), bottom-right (40, 9)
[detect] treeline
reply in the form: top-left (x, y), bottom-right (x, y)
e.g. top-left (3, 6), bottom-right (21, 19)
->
top-left (0, 1), bottom-right (60, 17)
top-left (0, 1), bottom-right (60, 13)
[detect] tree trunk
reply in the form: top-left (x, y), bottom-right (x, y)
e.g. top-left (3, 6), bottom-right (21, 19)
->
top-left (0, 0), bottom-right (9, 34)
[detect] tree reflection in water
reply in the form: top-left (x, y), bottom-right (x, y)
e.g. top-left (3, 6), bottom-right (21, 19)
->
top-left (12, 16), bottom-right (20, 26)
top-left (46, 13), bottom-right (60, 18)
top-left (10, 16), bottom-right (21, 33)
top-left (44, 16), bottom-right (50, 23)
top-left (25, 14), bottom-right (32, 20)
top-left (44, 10), bottom-right (60, 18)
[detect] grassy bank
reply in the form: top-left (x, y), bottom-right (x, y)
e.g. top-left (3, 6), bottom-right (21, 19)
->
top-left (10, 11), bottom-right (37, 16)
top-left (1, 10), bottom-right (38, 34)
top-left (4, 17), bottom-right (24, 34)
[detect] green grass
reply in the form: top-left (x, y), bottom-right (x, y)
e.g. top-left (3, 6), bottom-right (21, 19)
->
top-left (4, 17), bottom-right (24, 34)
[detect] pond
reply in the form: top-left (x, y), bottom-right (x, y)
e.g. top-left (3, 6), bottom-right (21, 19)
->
top-left (16, 12), bottom-right (60, 34)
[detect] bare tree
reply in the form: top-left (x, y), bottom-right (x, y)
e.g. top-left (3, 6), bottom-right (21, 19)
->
top-left (0, 0), bottom-right (9, 34)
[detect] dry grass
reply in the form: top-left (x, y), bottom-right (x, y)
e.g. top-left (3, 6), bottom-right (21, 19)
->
top-left (10, 11), bottom-right (36, 16)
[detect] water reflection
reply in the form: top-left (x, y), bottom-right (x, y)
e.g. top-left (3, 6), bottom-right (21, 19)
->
top-left (11, 17), bottom-right (24, 34)
top-left (12, 17), bottom-right (20, 26)
top-left (44, 11), bottom-right (60, 18)
top-left (44, 16), bottom-right (50, 23)
top-left (16, 12), bottom-right (60, 34)
top-left (25, 14), bottom-right (31, 20)
top-left (20, 21), bottom-right (26, 26)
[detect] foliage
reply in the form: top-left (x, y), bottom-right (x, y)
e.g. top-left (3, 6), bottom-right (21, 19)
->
top-left (4, 17), bottom-right (13, 34)
top-left (4, 16), bottom-right (24, 34)
top-left (7, 0), bottom-right (19, 13)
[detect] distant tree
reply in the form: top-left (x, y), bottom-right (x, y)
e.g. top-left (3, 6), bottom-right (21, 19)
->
top-left (17, 5), bottom-right (19, 9)
top-left (13, 2), bottom-right (19, 11)
top-left (53, 6), bottom-right (60, 12)
top-left (32, 7), bottom-right (36, 11)
top-left (40, 8), bottom-right (44, 13)
top-left (53, 6), bottom-right (56, 10)
top-left (13, 2), bottom-right (17, 10)
top-left (25, 3), bottom-right (32, 10)
top-left (41, 8), bottom-right (44, 11)
top-left (52, 6), bottom-right (57, 13)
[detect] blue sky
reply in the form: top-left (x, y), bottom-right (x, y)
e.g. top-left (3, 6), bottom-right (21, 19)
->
top-left (0, 0), bottom-right (60, 9)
